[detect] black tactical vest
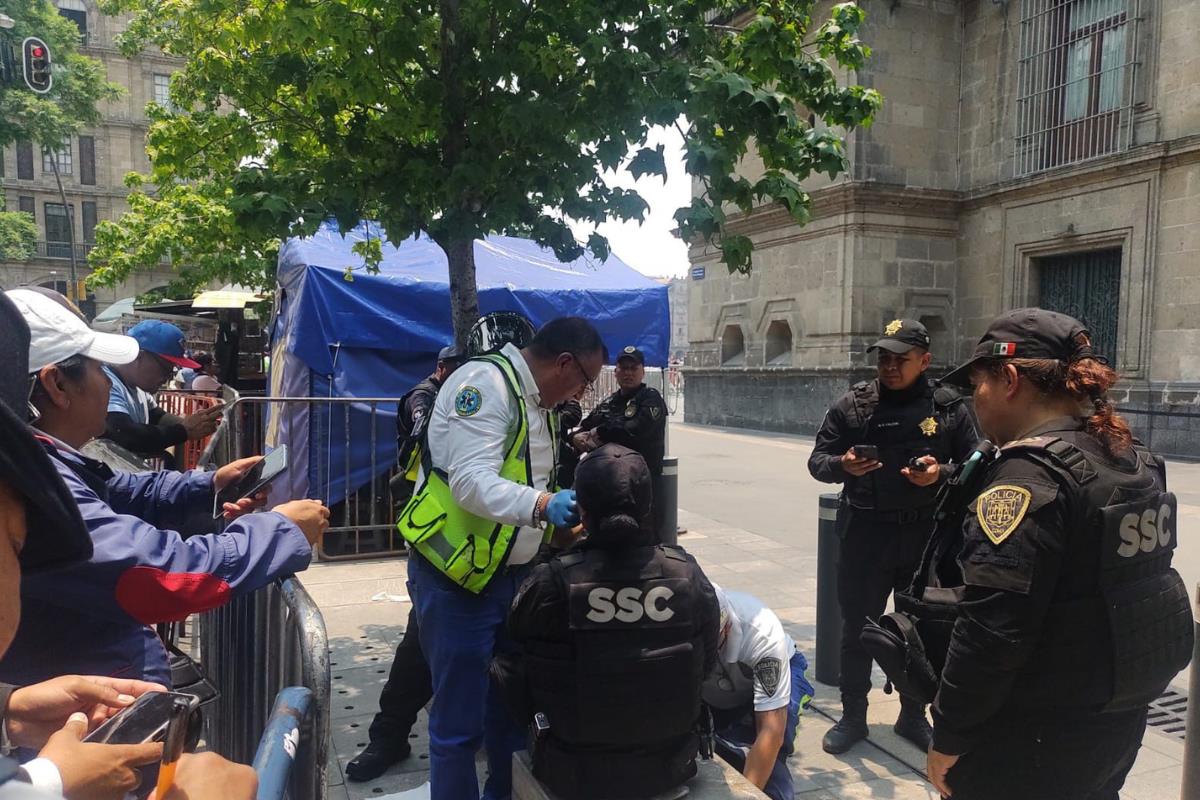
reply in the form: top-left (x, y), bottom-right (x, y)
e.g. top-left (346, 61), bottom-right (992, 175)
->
top-left (1000, 433), bottom-right (1192, 711)
top-left (525, 544), bottom-right (707, 800)
top-left (844, 379), bottom-right (962, 511)
top-left (877, 431), bottom-right (1192, 712)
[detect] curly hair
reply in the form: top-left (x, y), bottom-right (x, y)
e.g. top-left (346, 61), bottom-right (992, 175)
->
top-left (978, 355), bottom-right (1132, 457)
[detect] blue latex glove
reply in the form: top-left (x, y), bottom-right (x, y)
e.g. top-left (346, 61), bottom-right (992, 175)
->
top-left (545, 489), bottom-right (580, 528)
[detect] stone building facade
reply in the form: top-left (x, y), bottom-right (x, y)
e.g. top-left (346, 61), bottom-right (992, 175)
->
top-left (0, 2), bottom-right (178, 313)
top-left (685, 0), bottom-right (1200, 458)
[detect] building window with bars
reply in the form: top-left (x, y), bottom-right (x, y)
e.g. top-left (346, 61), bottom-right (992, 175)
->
top-left (1015, 0), bottom-right (1138, 177)
top-left (42, 140), bottom-right (73, 175)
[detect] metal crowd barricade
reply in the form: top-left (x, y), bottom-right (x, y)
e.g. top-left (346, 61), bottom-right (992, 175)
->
top-left (155, 390), bottom-right (223, 470)
top-left (199, 577), bottom-right (330, 800)
top-left (216, 396), bottom-right (407, 561)
top-left (252, 687), bottom-right (315, 800)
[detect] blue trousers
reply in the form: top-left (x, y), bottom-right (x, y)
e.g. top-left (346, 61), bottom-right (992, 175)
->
top-left (714, 650), bottom-right (813, 800)
top-left (409, 554), bottom-right (529, 800)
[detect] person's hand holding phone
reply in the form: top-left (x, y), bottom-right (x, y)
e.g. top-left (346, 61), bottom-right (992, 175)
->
top-left (6, 676), bottom-right (166, 749)
top-left (215, 456), bottom-right (269, 519)
top-left (841, 447), bottom-right (883, 477)
top-left (42, 713), bottom-right (163, 800)
top-left (182, 404), bottom-right (225, 441)
top-left (272, 499), bottom-right (331, 546)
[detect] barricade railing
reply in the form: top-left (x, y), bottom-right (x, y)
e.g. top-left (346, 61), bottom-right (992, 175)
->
top-left (253, 687), bottom-right (314, 800)
top-left (198, 577), bottom-right (330, 800)
top-left (155, 390), bottom-right (223, 470)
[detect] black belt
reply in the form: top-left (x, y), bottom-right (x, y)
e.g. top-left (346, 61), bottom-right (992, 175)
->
top-left (846, 505), bottom-right (935, 525)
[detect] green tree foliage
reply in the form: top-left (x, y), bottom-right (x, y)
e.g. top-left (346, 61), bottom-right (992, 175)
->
top-left (92, 0), bottom-right (880, 345)
top-left (0, 211), bottom-right (37, 261)
top-left (0, 0), bottom-right (121, 147)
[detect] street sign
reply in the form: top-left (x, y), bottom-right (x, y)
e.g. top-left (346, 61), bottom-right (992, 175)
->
top-left (691, 266), bottom-right (705, 280)
top-left (22, 37), bottom-right (52, 94)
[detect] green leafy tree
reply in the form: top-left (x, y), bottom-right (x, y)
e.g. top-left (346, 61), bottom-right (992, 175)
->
top-left (92, 0), bottom-right (880, 346)
top-left (0, 211), bottom-right (37, 261)
top-left (0, 0), bottom-right (121, 147)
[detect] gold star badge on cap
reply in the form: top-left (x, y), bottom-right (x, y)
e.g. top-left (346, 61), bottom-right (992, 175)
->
top-left (884, 319), bottom-right (903, 336)
top-left (976, 485), bottom-right (1032, 545)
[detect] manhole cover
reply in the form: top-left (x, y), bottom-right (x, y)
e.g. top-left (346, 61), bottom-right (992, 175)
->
top-left (1147, 688), bottom-right (1188, 740)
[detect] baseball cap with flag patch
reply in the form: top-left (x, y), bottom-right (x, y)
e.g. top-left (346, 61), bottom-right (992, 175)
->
top-left (941, 307), bottom-right (1096, 388)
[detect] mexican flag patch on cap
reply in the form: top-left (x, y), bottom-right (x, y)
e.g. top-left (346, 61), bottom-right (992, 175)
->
top-left (993, 342), bottom-right (1017, 356)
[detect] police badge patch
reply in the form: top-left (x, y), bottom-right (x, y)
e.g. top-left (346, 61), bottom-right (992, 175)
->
top-left (624, 401), bottom-right (637, 418)
top-left (455, 386), bottom-right (483, 417)
top-left (884, 319), bottom-right (903, 336)
top-left (919, 417), bottom-right (938, 437)
top-left (977, 485), bottom-right (1033, 545)
top-left (754, 657), bottom-right (783, 697)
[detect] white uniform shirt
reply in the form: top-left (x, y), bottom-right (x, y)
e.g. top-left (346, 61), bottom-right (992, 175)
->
top-left (425, 343), bottom-right (554, 566)
top-left (702, 586), bottom-right (795, 713)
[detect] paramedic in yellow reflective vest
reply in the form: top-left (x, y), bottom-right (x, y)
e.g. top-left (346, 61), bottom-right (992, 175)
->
top-left (397, 316), bottom-right (606, 800)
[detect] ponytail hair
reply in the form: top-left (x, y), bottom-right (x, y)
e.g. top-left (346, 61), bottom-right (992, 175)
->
top-left (589, 512), bottom-right (645, 549)
top-left (981, 353), bottom-right (1133, 458)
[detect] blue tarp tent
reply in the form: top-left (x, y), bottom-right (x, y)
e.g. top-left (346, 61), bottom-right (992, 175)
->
top-left (266, 221), bottom-right (669, 505)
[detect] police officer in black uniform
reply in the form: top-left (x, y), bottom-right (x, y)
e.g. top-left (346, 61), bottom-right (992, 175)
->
top-left (571, 346), bottom-right (668, 533)
top-left (808, 319), bottom-right (979, 754)
top-left (920, 308), bottom-right (1193, 799)
top-left (348, 345), bottom-right (463, 782)
top-left (501, 444), bottom-right (720, 800)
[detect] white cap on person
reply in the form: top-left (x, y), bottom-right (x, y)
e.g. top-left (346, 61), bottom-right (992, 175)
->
top-left (6, 289), bottom-right (140, 372)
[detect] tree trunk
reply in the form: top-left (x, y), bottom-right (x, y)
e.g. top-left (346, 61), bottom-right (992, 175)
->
top-left (444, 235), bottom-right (479, 351)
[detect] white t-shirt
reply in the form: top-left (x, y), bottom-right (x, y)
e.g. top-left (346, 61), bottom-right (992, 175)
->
top-left (702, 586), bottom-right (796, 713)
top-left (424, 343), bottom-right (554, 566)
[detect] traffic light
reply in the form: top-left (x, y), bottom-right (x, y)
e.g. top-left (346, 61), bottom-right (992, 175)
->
top-left (22, 37), bottom-right (51, 94)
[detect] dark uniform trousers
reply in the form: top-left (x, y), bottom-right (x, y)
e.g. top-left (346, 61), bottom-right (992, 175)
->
top-left (367, 606), bottom-right (433, 743)
top-left (949, 707), bottom-right (1148, 800)
top-left (836, 509), bottom-right (930, 701)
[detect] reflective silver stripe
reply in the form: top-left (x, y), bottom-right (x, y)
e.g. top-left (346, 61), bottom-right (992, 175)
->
top-left (818, 507), bottom-right (839, 521)
top-left (661, 464), bottom-right (678, 476)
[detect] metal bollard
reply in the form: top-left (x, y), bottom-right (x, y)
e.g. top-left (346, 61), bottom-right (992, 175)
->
top-left (815, 493), bottom-right (843, 686)
top-left (658, 456), bottom-right (679, 546)
top-left (1182, 583), bottom-right (1200, 800)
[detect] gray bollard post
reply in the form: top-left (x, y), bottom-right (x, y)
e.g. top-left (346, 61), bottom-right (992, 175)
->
top-left (1182, 583), bottom-right (1200, 800)
top-left (658, 456), bottom-right (679, 546)
top-left (815, 493), bottom-right (843, 686)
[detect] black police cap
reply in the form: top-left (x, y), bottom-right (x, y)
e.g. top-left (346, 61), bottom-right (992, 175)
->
top-left (437, 344), bottom-right (464, 363)
top-left (941, 307), bottom-right (1094, 388)
top-left (616, 345), bottom-right (645, 366)
top-left (574, 443), bottom-right (652, 522)
top-left (0, 292), bottom-right (92, 573)
top-left (867, 319), bottom-right (931, 354)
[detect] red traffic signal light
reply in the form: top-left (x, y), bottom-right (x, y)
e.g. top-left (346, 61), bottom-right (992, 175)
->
top-left (22, 37), bottom-right (52, 94)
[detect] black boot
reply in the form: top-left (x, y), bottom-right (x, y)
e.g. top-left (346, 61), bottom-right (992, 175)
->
top-left (893, 699), bottom-right (932, 751)
top-left (822, 696), bottom-right (869, 754)
top-left (346, 740), bottom-right (412, 782)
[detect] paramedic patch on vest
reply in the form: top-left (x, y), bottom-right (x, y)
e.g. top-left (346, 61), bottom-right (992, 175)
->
top-left (455, 386), bottom-right (483, 417)
top-left (754, 657), bottom-right (783, 697)
top-left (977, 485), bottom-right (1032, 545)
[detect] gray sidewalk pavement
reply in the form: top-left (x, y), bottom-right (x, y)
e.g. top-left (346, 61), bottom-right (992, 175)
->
top-left (306, 419), bottom-right (1190, 799)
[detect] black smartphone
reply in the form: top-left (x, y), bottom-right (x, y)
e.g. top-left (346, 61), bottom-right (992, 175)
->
top-left (212, 444), bottom-right (289, 518)
top-left (852, 444), bottom-right (880, 461)
top-left (84, 691), bottom-right (197, 745)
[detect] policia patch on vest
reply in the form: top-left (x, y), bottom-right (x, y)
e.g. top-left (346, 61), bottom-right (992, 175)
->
top-left (624, 400), bottom-right (637, 418)
top-left (455, 386), bottom-right (483, 417)
top-left (976, 485), bottom-right (1032, 545)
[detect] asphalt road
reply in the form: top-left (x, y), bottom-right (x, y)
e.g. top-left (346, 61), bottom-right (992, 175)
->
top-left (670, 419), bottom-right (1200, 614)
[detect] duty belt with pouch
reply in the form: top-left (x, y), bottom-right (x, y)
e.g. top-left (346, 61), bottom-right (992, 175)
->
top-left (860, 441), bottom-right (998, 703)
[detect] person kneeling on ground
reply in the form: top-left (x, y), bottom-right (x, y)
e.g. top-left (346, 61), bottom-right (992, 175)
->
top-left (0, 291), bottom-right (258, 800)
top-left (703, 584), bottom-right (815, 800)
top-left (500, 444), bottom-right (720, 799)
top-left (1, 289), bottom-right (329, 689)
